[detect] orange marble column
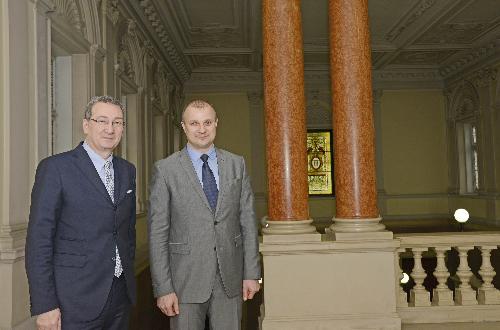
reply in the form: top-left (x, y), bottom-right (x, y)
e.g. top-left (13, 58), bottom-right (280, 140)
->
top-left (262, 0), bottom-right (315, 234)
top-left (328, 0), bottom-right (384, 232)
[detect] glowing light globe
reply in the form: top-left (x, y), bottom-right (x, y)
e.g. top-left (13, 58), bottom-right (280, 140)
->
top-left (400, 273), bottom-right (410, 284)
top-left (454, 208), bottom-right (469, 223)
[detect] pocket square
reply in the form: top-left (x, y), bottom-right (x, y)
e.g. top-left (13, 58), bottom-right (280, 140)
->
top-left (127, 189), bottom-right (133, 194)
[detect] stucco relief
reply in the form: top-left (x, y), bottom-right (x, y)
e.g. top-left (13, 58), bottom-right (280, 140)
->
top-left (118, 20), bottom-right (146, 88)
top-left (450, 81), bottom-right (480, 121)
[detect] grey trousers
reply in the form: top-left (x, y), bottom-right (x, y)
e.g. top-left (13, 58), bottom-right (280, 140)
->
top-left (170, 273), bottom-right (242, 330)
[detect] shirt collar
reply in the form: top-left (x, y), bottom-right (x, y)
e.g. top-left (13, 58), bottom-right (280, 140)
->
top-left (186, 144), bottom-right (216, 163)
top-left (83, 141), bottom-right (113, 169)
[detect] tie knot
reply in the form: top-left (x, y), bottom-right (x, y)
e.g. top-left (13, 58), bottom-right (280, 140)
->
top-left (200, 154), bottom-right (209, 163)
top-left (104, 160), bottom-right (112, 170)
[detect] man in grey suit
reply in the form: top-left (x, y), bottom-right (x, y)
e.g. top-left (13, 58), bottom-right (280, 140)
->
top-left (148, 100), bottom-right (261, 329)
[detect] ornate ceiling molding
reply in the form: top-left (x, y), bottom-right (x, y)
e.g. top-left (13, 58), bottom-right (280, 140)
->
top-left (384, 0), bottom-right (437, 42)
top-left (440, 40), bottom-right (499, 79)
top-left (138, 0), bottom-right (190, 81)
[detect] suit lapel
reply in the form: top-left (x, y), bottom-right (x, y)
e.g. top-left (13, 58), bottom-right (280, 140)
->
top-left (214, 148), bottom-right (227, 218)
top-left (71, 143), bottom-right (114, 206)
top-left (179, 148), bottom-right (213, 212)
top-left (113, 157), bottom-right (129, 205)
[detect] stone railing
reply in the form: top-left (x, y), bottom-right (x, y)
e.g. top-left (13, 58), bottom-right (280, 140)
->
top-left (395, 232), bottom-right (500, 324)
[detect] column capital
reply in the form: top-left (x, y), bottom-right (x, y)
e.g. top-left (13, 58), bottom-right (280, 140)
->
top-left (90, 44), bottom-right (106, 63)
top-left (32, 0), bottom-right (55, 14)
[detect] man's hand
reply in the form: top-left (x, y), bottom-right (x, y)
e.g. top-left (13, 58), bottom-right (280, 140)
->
top-left (157, 293), bottom-right (180, 316)
top-left (36, 308), bottom-right (61, 330)
top-left (242, 279), bottom-right (260, 301)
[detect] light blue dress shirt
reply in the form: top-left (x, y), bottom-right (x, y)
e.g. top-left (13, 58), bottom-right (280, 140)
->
top-left (187, 144), bottom-right (220, 190)
top-left (83, 141), bottom-right (114, 187)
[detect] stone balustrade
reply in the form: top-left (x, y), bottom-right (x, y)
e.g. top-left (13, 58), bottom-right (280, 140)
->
top-left (395, 232), bottom-right (500, 324)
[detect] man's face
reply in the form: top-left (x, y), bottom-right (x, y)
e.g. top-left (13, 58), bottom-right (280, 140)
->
top-left (82, 102), bottom-right (124, 157)
top-left (181, 105), bottom-right (218, 153)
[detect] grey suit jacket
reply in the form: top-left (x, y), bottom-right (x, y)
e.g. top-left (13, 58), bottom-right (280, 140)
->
top-left (148, 147), bottom-right (261, 303)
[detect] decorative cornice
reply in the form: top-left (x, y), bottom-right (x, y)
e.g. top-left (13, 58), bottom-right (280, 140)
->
top-left (373, 69), bottom-right (442, 81)
top-left (138, 0), bottom-right (190, 81)
top-left (439, 41), bottom-right (499, 78)
top-left (384, 0), bottom-right (437, 42)
top-left (467, 67), bottom-right (498, 88)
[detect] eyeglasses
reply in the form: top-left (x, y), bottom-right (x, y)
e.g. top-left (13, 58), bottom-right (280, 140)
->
top-left (89, 118), bottom-right (125, 128)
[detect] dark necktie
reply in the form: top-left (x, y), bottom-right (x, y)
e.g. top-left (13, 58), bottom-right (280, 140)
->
top-left (201, 154), bottom-right (218, 212)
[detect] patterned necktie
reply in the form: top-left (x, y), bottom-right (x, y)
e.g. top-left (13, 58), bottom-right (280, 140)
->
top-left (104, 160), bottom-right (114, 203)
top-left (200, 154), bottom-right (218, 212)
top-left (104, 160), bottom-right (122, 277)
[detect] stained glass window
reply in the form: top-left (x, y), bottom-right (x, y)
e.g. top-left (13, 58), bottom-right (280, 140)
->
top-left (307, 130), bottom-right (334, 195)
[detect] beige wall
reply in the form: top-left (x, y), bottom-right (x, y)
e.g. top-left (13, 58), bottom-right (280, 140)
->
top-left (381, 90), bottom-right (448, 194)
top-left (380, 90), bottom-right (449, 218)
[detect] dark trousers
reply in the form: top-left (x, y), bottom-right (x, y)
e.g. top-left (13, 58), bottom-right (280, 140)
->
top-left (62, 276), bottom-right (131, 330)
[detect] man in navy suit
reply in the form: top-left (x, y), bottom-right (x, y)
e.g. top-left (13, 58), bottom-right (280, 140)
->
top-left (26, 96), bottom-right (136, 329)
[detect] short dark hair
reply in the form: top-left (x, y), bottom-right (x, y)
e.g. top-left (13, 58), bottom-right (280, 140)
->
top-left (84, 95), bottom-right (125, 119)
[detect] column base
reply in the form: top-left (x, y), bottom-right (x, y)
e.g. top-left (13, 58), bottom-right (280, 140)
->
top-left (327, 216), bottom-right (386, 234)
top-left (261, 217), bottom-right (317, 235)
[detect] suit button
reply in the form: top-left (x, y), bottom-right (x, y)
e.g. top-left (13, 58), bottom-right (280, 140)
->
top-left (214, 247), bottom-right (216, 251)
top-left (113, 230), bottom-right (117, 235)
top-left (214, 221), bottom-right (218, 225)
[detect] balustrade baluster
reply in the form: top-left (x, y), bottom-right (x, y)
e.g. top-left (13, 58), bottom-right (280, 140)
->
top-left (410, 248), bottom-right (431, 307)
top-left (397, 248), bottom-right (408, 307)
top-left (454, 245), bottom-right (478, 305)
top-left (431, 246), bottom-right (454, 306)
top-left (478, 245), bottom-right (500, 304)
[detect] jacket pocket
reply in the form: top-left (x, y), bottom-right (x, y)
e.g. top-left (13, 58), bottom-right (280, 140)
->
top-left (53, 253), bottom-right (87, 268)
top-left (55, 236), bottom-right (86, 255)
top-left (168, 242), bottom-right (191, 255)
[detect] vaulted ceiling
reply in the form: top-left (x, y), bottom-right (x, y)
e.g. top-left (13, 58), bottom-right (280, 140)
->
top-left (134, 0), bottom-right (500, 87)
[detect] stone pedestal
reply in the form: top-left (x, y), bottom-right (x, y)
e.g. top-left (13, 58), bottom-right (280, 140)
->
top-left (259, 234), bottom-right (401, 330)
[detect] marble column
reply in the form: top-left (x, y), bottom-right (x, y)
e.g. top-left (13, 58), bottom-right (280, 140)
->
top-left (262, 0), bottom-right (316, 235)
top-left (328, 0), bottom-right (384, 233)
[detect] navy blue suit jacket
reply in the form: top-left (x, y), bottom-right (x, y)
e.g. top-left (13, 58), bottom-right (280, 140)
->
top-left (25, 143), bottom-right (136, 322)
